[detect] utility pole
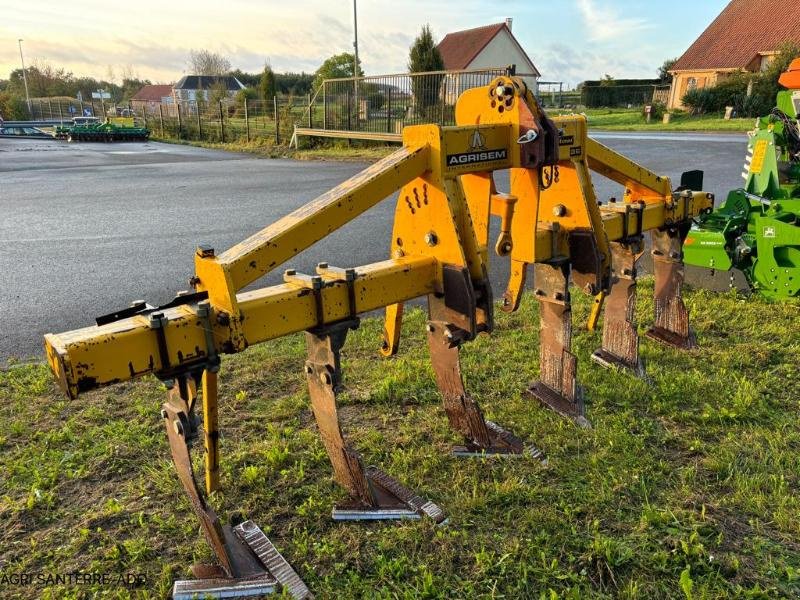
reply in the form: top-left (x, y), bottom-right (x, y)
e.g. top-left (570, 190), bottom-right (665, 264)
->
top-left (18, 39), bottom-right (32, 115)
top-left (352, 0), bottom-right (359, 78)
top-left (352, 0), bottom-right (359, 128)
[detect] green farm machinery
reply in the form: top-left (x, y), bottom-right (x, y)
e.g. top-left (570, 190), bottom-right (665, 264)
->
top-left (55, 117), bottom-right (150, 142)
top-left (683, 59), bottom-right (800, 299)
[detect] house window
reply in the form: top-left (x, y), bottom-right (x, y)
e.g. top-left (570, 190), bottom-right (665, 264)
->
top-left (687, 77), bottom-right (697, 90)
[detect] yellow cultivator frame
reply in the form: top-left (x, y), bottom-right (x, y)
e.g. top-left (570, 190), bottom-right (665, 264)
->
top-left (44, 76), bottom-right (712, 598)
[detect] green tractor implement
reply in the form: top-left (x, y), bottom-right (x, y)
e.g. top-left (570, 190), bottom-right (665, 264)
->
top-left (56, 116), bottom-right (150, 142)
top-left (683, 59), bottom-right (800, 299)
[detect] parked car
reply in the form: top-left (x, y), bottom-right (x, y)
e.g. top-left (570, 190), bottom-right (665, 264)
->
top-left (0, 126), bottom-right (53, 139)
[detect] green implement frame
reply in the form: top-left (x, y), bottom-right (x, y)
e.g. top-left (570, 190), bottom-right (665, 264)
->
top-left (683, 85), bottom-right (800, 298)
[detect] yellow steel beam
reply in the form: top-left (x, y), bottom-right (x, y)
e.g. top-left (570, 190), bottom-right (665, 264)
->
top-left (599, 191), bottom-right (713, 241)
top-left (45, 256), bottom-right (438, 400)
top-left (194, 145), bottom-right (430, 312)
top-left (585, 137), bottom-right (672, 201)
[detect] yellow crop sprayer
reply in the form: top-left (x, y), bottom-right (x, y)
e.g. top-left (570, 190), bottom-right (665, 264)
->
top-left (44, 77), bottom-right (712, 598)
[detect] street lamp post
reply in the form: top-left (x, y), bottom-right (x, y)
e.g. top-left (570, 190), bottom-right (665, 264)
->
top-left (18, 39), bottom-right (32, 116)
top-left (352, 0), bottom-right (359, 78)
top-left (352, 0), bottom-right (359, 128)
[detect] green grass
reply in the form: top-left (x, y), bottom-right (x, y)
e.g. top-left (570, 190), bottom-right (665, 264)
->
top-left (1, 281), bottom-right (799, 599)
top-left (561, 108), bottom-right (754, 132)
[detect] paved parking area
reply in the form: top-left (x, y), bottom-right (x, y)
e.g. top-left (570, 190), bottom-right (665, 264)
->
top-left (1, 133), bottom-right (749, 362)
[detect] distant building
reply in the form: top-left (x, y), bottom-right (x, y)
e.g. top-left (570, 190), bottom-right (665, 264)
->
top-left (667, 0), bottom-right (800, 109)
top-left (172, 75), bottom-right (246, 105)
top-left (436, 19), bottom-right (540, 97)
top-left (130, 84), bottom-right (174, 113)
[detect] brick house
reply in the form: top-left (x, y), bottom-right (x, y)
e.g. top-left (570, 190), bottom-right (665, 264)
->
top-left (130, 84), bottom-right (174, 113)
top-left (437, 19), bottom-right (540, 99)
top-left (667, 0), bottom-right (800, 109)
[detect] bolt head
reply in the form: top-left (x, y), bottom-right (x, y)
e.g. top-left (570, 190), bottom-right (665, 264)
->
top-left (424, 231), bottom-right (438, 247)
top-left (553, 204), bottom-right (566, 217)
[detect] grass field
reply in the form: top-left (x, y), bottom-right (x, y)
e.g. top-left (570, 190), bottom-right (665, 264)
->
top-left (1, 281), bottom-right (799, 599)
top-left (565, 109), bottom-right (755, 133)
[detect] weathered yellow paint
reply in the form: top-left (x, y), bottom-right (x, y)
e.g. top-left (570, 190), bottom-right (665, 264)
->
top-left (44, 256), bottom-right (437, 399)
top-left (202, 369), bottom-right (220, 495)
top-left (585, 137), bottom-right (672, 202)
top-left (600, 192), bottom-right (713, 241)
top-left (587, 292), bottom-right (606, 332)
top-left (195, 144), bottom-right (430, 295)
top-left (45, 75), bottom-right (709, 406)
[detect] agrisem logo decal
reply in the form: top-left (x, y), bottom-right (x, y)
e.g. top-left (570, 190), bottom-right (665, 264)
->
top-left (446, 148), bottom-right (508, 167)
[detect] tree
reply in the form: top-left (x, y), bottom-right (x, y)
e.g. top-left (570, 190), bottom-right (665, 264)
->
top-left (408, 24), bottom-right (444, 73)
top-left (408, 24), bottom-right (445, 115)
top-left (188, 49), bottom-right (231, 76)
top-left (599, 74), bottom-right (615, 87)
top-left (259, 65), bottom-right (276, 101)
top-left (752, 42), bottom-right (800, 107)
top-left (658, 58), bottom-right (677, 84)
top-left (275, 72), bottom-right (313, 95)
top-left (208, 81), bottom-right (228, 105)
top-left (313, 53), bottom-right (363, 90)
top-left (121, 77), bottom-right (152, 102)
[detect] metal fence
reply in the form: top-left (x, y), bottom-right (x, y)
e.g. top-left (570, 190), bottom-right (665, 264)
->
top-left (27, 95), bottom-right (313, 145)
top-left (294, 67), bottom-right (538, 143)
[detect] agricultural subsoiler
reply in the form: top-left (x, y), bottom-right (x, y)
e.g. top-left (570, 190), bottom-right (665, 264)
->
top-left (55, 117), bottom-right (150, 142)
top-left (44, 76), bottom-right (712, 599)
top-left (683, 58), bottom-right (800, 298)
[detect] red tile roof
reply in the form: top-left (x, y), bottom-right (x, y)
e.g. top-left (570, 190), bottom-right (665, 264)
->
top-left (671, 0), bottom-right (800, 71)
top-left (131, 84), bottom-right (174, 102)
top-left (437, 22), bottom-right (540, 76)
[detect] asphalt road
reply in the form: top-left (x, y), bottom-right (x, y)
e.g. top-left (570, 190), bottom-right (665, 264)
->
top-left (1, 133), bottom-right (749, 363)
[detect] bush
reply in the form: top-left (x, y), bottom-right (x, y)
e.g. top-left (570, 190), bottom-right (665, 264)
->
top-left (682, 46), bottom-right (800, 117)
top-left (0, 92), bottom-right (29, 120)
top-left (682, 73), bottom-right (749, 114)
top-left (733, 93), bottom-right (772, 119)
top-left (643, 101), bottom-right (667, 121)
top-left (681, 88), bottom-right (716, 114)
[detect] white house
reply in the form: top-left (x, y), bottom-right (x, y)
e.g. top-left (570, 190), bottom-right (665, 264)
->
top-left (437, 19), bottom-right (540, 98)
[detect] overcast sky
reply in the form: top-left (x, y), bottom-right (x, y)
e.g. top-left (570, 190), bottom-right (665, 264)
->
top-left (0, 0), bottom-right (728, 88)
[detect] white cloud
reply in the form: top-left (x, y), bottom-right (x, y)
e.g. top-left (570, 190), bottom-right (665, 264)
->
top-left (575, 0), bottom-right (652, 42)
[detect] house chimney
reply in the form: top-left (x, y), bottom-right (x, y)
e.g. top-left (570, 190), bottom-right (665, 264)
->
top-left (505, 18), bottom-right (513, 31)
